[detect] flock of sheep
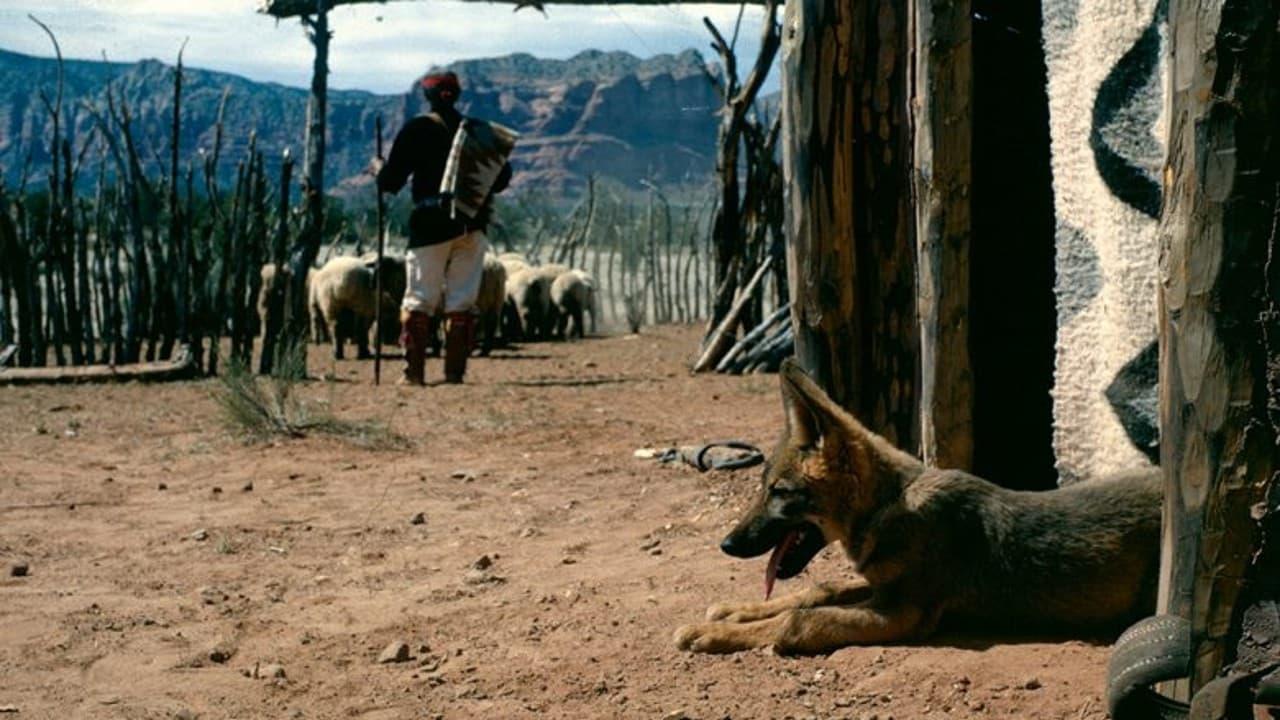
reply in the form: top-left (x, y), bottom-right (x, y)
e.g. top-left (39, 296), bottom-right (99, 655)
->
top-left (258, 250), bottom-right (600, 360)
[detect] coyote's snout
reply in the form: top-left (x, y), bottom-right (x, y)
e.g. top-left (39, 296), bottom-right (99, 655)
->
top-left (675, 359), bottom-right (1162, 655)
top-left (718, 480), bottom-right (827, 600)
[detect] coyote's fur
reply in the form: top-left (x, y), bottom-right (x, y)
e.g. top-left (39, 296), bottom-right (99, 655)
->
top-left (674, 360), bottom-right (1162, 655)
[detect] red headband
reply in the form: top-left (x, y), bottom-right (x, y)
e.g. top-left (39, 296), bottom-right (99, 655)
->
top-left (421, 72), bottom-right (461, 94)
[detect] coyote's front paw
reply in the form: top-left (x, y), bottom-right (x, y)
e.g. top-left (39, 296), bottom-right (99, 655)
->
top-left (704, 602), bottom-right (742, 621)
top-left (705, 601), bottom-right (775, 623)
top-left (674, 621), bottom-right (771, 654)
top-left (674, 622), bottom-right (723, 653)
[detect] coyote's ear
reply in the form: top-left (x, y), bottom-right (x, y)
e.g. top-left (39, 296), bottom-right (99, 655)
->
top-left (778, 359), bottom-right (844, 449)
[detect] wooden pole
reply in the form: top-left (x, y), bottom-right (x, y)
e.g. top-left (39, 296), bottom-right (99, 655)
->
top-left (282, 0), bottom-right (331, 379)
top-left (373, 114), bottom-right (386, 386)
top-left (261, 0), bottom-right (759, 15)
top-left (259, 149), bottom-right (294, 376)
top-left (912, 0), bottom-right (972, 469)
top-left (74, 199), bottom-right (94, 364)
top-left (1156, 0), bottom-right (1280, 694)
top-left (0, 200), bottom-right (14, 354)
top-left (171, 42), bottom-right (189, 349)
top-left (693, 254), bottom-right (773, 372)
top-left (715, 301), bottom-right (790, 372)
top-left (782, 0), bottom-right (917, 449)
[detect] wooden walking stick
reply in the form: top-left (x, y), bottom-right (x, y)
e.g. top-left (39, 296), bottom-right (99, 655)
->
top-left (373, 114), bottom-right (386, 385)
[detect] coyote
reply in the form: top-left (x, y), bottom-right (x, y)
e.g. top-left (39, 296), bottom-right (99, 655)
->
top-left (675, 360), bottom-right (1161, 655)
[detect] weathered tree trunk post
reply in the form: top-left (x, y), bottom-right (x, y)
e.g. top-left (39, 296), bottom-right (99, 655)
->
top-left (259, 149), bottom-right (294, 376)
top-left (170, 44), bottom-right (189, 349)
top-left (282, 0), bottom-right (331, 378)
top-left (0, 196), bottom-right (15, 353)
top-left (1157, 0), bottom-right (1280, 694)
top-left (912, 0), bottom-right (972, 469)
top-left (74, 199), bottom-right (94, 365)
top-left (782, 0), bottom-right (918, 448)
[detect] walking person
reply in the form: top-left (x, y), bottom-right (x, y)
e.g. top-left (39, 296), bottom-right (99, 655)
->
top-left (375, 71), bottom-right (512, 385)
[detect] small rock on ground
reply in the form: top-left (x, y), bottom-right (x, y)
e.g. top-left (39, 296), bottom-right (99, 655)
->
top-left (208, 643), bottom-right (235, 664)
top-left (410, 512), bottom-right (426, 525)
top-left (377, 641), bottom-right (411, 664)
top-left (10, 561), bottom-right (29, 577)
top-left (464, 568), bottom-right (505, 586)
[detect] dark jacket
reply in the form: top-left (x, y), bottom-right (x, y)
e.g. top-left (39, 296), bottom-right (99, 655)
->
top-left (377, 109), bottom-right (512, 231)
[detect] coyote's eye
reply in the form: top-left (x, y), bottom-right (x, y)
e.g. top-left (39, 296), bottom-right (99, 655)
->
top-left (768, 483), bottom-right (810, 516)
top-left (768, 484), bottom-right (804, 499)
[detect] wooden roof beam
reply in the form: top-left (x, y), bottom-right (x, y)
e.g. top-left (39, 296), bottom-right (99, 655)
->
top-left (258, 0), bottom-right (763, 19)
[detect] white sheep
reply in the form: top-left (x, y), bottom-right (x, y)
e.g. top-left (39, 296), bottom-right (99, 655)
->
top-left (496, 252), bottom-right (529, 277)
top-left (504, 266), bottom-right (553, 341)
top-left (475, 254), bottom-right (509, 355)
top-left (257, 263), bottom-right (324, 343)
top-left (550, 269), bottom-right (594, 340)
top-left (310, 255), bottom-right (405, 360)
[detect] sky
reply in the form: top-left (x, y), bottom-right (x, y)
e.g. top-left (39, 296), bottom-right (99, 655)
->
top-left (0, 0), bottom-right (774, 94)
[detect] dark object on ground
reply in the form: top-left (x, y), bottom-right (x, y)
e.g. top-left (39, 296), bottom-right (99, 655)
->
top-left (657, 441), bottom-right (765, 472)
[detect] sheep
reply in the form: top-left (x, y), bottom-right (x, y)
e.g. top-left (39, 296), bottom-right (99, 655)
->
top-left (310, 254), bottom-right (406, 359)
top-left (584, 272), bottom-right (600, 334)
top-left (356, 252), bottom-right (408, 346)
top-left (534, 263), bottom-right (570, 281)
top-left (257, 263), bottom-right (325, 343)
top-left (575, 269), bottom-right (601, 335)
top-left (496, 252), bottom-right (529, 277)
top-left (532, 264), bottom-right (570, 338)
top-left (504, 266), bottom-right (553, 341)
top-left (550, 269), bottom-right (593, 340)
top-left (475, 254), bottom-right (509, 355)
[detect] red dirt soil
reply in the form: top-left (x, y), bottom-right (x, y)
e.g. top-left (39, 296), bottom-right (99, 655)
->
top-left (1, 325), bottom-right (1113, 719)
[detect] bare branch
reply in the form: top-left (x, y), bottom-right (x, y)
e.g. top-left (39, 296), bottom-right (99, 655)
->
top-left (728, 1), bottom-right (746, 52)
top-left (730, 0), bottom-right (779, 115)
top-left (698, 62), bottom-right (724, 95)
top-left (28, 15), bottom-right (63, 122)
top-left (69, 128), bottom-right (99, 185)
top-left (17, 149), bottom-right (33, 195)
top-left (81, 99), bottom-right (127, 183)
top-left (702, 16), bottom-right (737, 99)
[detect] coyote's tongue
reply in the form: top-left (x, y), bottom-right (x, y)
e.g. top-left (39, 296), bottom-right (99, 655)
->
top-left (764, 530), bottom-right (799, 600)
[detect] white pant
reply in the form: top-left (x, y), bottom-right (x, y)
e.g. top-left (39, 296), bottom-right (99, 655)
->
top-left (402, 230), bottom-right (488, 315)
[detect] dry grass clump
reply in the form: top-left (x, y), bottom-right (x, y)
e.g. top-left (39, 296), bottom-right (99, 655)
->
top-left (213, 357), bottom-right (408, 450)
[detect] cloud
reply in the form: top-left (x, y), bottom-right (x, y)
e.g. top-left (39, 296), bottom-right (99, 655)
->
top-left (0, 1), bottom-right (775, 93)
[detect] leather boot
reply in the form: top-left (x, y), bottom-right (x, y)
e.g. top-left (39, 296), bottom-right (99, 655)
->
top-left (443, 312), bottom-right (475, 384)
top-left (426, 314), bottom-right (443, 357)
top-left (398, 310), bottom-right (431, 386)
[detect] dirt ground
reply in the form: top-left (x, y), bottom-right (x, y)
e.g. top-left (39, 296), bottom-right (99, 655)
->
top-left (1, 325), bottom-right (1116, 719)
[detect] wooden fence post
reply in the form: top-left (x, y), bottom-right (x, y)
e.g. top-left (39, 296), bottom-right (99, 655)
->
top-left (912, 0), bottom-right (973, 469)
top-left (1157, 0), bottom-right (1280, 693)
top-left (782, 0), bottom-right (918, 448)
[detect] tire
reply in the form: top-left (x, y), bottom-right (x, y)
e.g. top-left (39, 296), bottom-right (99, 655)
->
top-left (1107, 615), bottom-right (1192, 720)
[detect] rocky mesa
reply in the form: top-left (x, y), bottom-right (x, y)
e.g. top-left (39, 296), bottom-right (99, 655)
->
top-left (0, 47), bottom-right (720, 196)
